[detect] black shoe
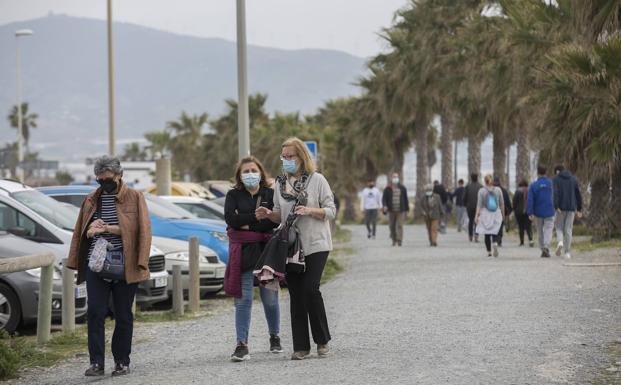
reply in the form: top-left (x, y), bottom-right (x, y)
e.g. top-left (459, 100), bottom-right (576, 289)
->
top-left (540, 249), bottom-right (551, 258)
top-left (231, 343), bottom-right (250, 362)
top-left (111, 363), bottom-right (130, 377)
top-left (397, 241), bottom-right (402, 247)
top-left (84, 363), bottom-right (104, 377)
top-left (269, 335), bottom-right (283, 353)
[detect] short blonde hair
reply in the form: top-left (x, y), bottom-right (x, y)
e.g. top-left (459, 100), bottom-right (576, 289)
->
top-left (484, 174), bottom-right (494, 186)
top-left (282, 137), bottom-right (316, 174)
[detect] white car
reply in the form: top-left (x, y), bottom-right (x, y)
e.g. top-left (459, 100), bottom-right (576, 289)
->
top-left (159, 195), bottom-right (225, 222)
top-left (152, 236), bottom-right (225, 296)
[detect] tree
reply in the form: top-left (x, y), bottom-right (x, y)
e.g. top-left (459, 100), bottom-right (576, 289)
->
top-left (122, 142), bottom-right (147, 162)
top-left (7, 102), bottom-right (38, 153)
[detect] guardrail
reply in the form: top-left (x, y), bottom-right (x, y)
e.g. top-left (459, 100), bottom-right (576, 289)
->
top-left (0, 253), bottom-right (55, 345)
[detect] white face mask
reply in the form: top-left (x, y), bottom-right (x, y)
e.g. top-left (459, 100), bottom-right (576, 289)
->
top-left (392, 177), bottom-right (400, 184)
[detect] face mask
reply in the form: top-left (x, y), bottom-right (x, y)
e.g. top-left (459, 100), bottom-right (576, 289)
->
top-left (282, 159), bottom-right (299, 174)
top-left (425, 191), bottom-right (433, 197)
top-left (97, 178), bottom-right (118, 193)
top-left (392, 177), bottom-right (400, 185)
top-left (241, 172), bottom-right (261, 189)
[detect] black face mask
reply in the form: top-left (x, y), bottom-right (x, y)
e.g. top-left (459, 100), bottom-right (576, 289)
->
top-left (368, 184), bottom-right (375, 188)
top-left (97, 178), bottom-right (118, 193)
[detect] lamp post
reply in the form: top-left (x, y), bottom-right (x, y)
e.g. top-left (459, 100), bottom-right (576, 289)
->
top-left (236, 0), bottom-right (250, 159)
top-left (15, 29), bottom-right (33, 182)
top-left (107, 0), bottom-right (116, 156)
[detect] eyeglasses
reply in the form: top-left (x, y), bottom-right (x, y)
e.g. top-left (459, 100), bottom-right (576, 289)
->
top-left (280, 154), bottom-right (297, 161)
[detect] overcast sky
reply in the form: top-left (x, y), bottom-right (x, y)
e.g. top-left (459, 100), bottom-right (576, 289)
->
top-left (1, 0), bottom-right (409, 57)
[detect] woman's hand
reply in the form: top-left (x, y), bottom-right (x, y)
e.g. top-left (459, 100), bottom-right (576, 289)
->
top-left (255, 206), bottom-right (272, 220)
top-left (294, 205), bottom-right (312, 216)
top-left (87, 225), bottom-right (106, 238)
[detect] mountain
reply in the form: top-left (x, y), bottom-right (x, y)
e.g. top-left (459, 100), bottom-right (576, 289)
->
top-left (0, 14), bottom-right (365, 160)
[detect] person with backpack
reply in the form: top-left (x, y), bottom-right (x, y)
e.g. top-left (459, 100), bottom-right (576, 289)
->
top-left (493, 177), bottom-right (513, 247)
top-left (475, 174), bottom-right (505, 257)
top-left (513, 179), bottom-right (534, 247)
top-left (552, 165), bottom-right (583, 259)
top-left (527, 165), bottom-right (555, 258)
top-left (463, 173), bottom-right (483, 242)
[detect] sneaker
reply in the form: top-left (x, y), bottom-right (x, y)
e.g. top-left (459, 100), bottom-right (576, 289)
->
top-left (231, 344), bottom-right (250, 362)
top-left (290, 350), bottom-right (310, 360)
top-left (555, 242), bottom-right (563, 257)
top-left (367, 233), bottom-right (371, 239)
top-left (519, 242), bottom-right (524, 247)
top-left (397, 241), bottom-right (402, 247)
top-left (564, 252), bottom-right (571, 259)
top-left (540, 248), bottom-right (551, 258)
top-left (269, 335), bottom-right (283, 353)
top-left (487, 252), bottom-right (492, 257)
top-left (111, 363), bottom-right (130, 377)
top-left (84, 364), bottom-right (104, 377)
top-left (529, 240), bottom-right (535, 248)
top-left (469, 236), bottom-right (473, 242)
top-left (474, 235), bottom-right (479, 243)
top-left (317, 344), bottom-right (330, 357)
top-left (492, 242), bottom-right (499, 257)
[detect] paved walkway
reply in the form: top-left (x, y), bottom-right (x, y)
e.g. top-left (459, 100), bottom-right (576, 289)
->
top-left (12, 225), bottom-right (621, 384)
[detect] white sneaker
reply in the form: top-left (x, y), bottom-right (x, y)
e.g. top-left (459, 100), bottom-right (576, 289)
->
top-left (555, 242), bottom-right (563, 257)
top-left (492, 242), bottom-right (499, 257)
top-left (564, 252), bottom-right (571, 259)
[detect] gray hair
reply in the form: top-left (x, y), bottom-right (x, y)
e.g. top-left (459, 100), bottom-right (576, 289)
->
top-left (93, 155), bottom-right (123, 177)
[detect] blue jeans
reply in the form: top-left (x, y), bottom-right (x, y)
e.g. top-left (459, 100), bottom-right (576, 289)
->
top-left (235, 270), bottom-right (280, 344)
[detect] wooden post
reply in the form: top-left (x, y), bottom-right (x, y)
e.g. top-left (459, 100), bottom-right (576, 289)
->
top-left (188, 237), bottom-right (200, 313)
top-left (37, 264), bottom-right (54, 345)
top-left (172, 265), bottom-right (184, 316)
top-left (155, 158), bottom-right (172, 196)
top-left (61, 259), bottom-right (75, 334)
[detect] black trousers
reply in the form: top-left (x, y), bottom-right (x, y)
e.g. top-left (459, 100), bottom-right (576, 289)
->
top-left (516, 213), bottom-right (533, 244)
top-left (497, 221), bottom-right (504, 245)
top-left (364, 209), bottom-right (378, 236)
top-left (484, 234), bottom-right (499, 252)
top-left (467, 208), bottom-right (477, 239)
top-left (286, 251), bottom-right (331, 352)
top-left (86, 267), bottom-right (138, 367)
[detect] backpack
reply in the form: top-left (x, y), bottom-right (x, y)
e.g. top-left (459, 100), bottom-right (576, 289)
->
top-left (484, 188), bottom-right (498, 212)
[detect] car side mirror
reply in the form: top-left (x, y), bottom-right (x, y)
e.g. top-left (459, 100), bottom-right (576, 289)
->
top-left (7, 227), bottom-right (29, 237)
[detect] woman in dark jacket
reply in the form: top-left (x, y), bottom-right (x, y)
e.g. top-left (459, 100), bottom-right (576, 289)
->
top-left (513, 179), bottom-right (534, 247)
top-left (224, 156), bottom-right (280, 362)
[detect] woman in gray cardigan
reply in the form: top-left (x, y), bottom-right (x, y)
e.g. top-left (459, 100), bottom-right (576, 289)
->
top-left (256, 137), bottom-right (337, 360)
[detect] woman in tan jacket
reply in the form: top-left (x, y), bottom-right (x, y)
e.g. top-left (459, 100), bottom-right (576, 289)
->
top-left (67, 156), bottom-right (151, 377)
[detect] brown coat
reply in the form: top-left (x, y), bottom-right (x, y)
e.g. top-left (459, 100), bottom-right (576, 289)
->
top-left (67, 181), bottom-right (152, 284)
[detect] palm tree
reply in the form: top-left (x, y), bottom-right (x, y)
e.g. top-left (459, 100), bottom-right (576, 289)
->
top-left (144, 131), bottom-right (171, 159)
top-left (7, 102), bottom-right (38, 154)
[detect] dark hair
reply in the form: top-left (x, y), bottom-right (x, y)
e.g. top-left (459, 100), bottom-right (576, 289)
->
top-left (470, 173), bottom-right (478, 183)
top-left (233, 156), bottom-right (269, 190)
top-left (433, 180), bottom-right (439, 185)
top-left (518, 179), bottom-right (528, 187)
top-left (554, 165), bottom-right (565, 174)
top-left (458, 179), bottom-right (464, 185)
top-left (537, 165), bottom-right (547, 175)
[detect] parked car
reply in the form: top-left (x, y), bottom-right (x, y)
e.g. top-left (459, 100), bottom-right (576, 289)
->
top-left (201, 180), bottom-right (233, 198)
top-left (38, 185), bottom-right (230, 264)
top-left (152, 236), bottom-right (225, 296)
top-left (146, 182), bottom-right (217, 200)
top-left (0, 232), bottom-right (88, 332)
top-left (159, 195), bottom-right (224, 221)
top-left (0, 180), bottom-right (169, 307)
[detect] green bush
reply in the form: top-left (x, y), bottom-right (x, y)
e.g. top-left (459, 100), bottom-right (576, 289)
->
top-left (0, 332), bottom-right (21, 380)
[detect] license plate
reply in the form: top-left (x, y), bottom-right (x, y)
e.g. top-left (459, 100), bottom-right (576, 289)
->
top-left (154, 276), bottom-right (167, 288)
top-left (75, 285), bottom-right (87, 299)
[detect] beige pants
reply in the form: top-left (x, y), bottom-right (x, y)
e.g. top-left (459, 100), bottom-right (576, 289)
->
top-left (389, 212), bottom-right (405, 243)
top-left (425, 218), bottom-right (439, 245)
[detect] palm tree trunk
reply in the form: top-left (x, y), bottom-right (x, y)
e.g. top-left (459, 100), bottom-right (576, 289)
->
top-left (440, 115), bottom-right (453, 188)
top-left (414, 114), bottom-right (429, 219)
top-left (516, 126), bottom-right (530, 185)
top-left (467, 135), bottom-right (482, 178)
top-left (492, 127), bottom-right (507, 186)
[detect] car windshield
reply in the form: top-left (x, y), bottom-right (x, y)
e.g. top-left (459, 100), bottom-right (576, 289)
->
top-left (176, 202), bottom-right (224, 221)
top-left (145, 195), bottom-right (197, 220)
top-left (12, 190), bottom-right (79, 231)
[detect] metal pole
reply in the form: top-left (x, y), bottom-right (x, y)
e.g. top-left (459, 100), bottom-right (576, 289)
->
top-left (188, 237), bottom-right (200, 313)
top-left (236, 0), bottom-right (250, 159)
top-left (15, 38), bottom-right (23, 182)
top-left (61, 259), bottom-right (75, 334)
top-left (37, 264), bottom-right (54, 345)
top-left (107, 0), bottom-right (116, 156)
top-left (172, 264), bottom-right (184, 316)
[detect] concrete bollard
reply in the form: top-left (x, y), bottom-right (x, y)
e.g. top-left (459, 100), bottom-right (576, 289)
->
top-left (37, 264), bottom-right (54, 345)
top-left (172, 264), bottom-right (184, 316)
top-left (61, 259), bottom-right (75, 334)
top-left (155, 158), bottom-right (172, 196)
top-left (188, 237), bottom-right (200, 314)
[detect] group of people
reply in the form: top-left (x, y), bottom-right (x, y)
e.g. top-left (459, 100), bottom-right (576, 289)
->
top-left (360, 165), bottom-right (583, 260)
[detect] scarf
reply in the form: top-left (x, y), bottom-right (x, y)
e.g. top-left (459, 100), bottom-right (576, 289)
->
top-left (224, 228), bottom-right (273, 298)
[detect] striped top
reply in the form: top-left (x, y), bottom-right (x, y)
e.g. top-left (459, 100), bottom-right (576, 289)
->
top-left (88, 194), bottom-right (123, 257)
top-left (391, 187), bottom-right (401, 212)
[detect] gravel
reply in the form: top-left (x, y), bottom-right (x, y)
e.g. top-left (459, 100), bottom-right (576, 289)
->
top-left (10, 225), bottom-right (621, 385)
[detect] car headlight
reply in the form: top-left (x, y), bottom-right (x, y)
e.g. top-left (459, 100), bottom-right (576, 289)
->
top-left (25, 267), bottom-right (62, 280)
top-left (209, 231), bottom-right (228, 242)
top-left (166, 252), bottom-right (190, 261)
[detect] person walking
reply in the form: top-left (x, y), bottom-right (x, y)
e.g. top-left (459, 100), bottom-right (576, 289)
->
top-left (493, 177), bottom-right (513, 247)
top-left (527, 165), bottom-right (555, 258)
top-left (463, 173), bottom-right (483, 242)
top-left (433, 180), bottom-right (449, 234)
top-left (420, 184), bottom-right (444, 246)
top-left (382, 172), bottom-right (409, 246)
top-left (453, 179), bottom-right (467, 232)
top-left (475, 174), bottom-right (505, 257)
top-left (360, 179), bottom-right (382, 239)
top-left (224, 156), bottom-right (282, 362)
top-left (552, 165), bottom-right (583, 259)
top-left (67, 156), bottom-right (151, 377)
top-left (255, 137), bottom-right (336, 361)
top-left (513, 179), bottom-right (534, 247)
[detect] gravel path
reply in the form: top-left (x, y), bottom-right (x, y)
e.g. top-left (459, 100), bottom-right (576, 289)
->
top-left (11, 225), bottom-right (621, 385)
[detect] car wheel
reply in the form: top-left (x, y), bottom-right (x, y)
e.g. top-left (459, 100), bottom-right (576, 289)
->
top-left (0, 283), bottom-right (21, 333)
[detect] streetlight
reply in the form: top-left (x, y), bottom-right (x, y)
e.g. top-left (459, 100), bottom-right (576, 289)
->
top-left (107, 0), bottom-right (116, 156)
top-left (236, 0), bottom-right (250, 159)
top-left (15, 28), bottom-right (33, 182)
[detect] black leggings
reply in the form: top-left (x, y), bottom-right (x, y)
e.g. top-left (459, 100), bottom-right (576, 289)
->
top-left (484, 234), bottom-right (498, 252)
top-left (516, 213), bottom-right (533, 244)
top-left (467, 208), bottom-right (477, 239)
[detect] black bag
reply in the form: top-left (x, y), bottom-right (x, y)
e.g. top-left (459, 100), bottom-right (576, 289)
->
top-left (94, 196), bottom-right (126, 281)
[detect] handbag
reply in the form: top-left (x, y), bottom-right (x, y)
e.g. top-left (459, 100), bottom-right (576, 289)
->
top-left (90, 195), bottom-right (126, 281)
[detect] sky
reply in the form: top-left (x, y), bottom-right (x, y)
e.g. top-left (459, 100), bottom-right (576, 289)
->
top-left (0, 0), bottom-right (410, 57)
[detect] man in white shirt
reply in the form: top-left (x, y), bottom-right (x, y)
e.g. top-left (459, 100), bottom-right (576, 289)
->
top-left (361, 179), bottom-right (382, 239)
